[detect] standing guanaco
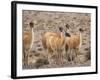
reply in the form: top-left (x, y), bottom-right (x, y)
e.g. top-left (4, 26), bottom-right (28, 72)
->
top-left (23, 22), bottom-right (34, 66)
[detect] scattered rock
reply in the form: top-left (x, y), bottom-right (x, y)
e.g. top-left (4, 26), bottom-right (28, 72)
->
top-left (84, 47), bottom-right (89, 51)
top-left (37, 48), bottom-right (43, 51)
top-left (35, 58), bottom-right (49, 68)
top-left (37, 44), bottom-right (41, 47)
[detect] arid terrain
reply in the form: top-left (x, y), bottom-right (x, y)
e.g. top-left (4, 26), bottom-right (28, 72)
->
top-left (22, 10), bottom-right (91, 69)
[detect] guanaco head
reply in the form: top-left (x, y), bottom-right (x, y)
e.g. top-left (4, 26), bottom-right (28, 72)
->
top-left (65, 24), bottom-right (70, 29)
top-left (59, 27), bottom-right (63, 32)
top-left (65, 24), bottom-right (71, 33)
top-left (29, 22), bottom-right (34, 28)
top-left (79, 28), bottom-right (84, 32)
top-left (65, 32), bottom-right (71, 37)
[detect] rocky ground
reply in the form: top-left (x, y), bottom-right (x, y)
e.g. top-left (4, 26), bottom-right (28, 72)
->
top-left (22, 10), bottom-right (91, 69)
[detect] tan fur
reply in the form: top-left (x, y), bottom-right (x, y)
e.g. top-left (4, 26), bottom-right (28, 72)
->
top-left (65, 33), bottom-right (82, 62)
top-left (47, 34), bottom-right (65, 53)
top-left (66, 34), bottom-right (80, 49)
top-left (42, 32), bottom-right (60, 50)
top-left (23, 31), bottom-right (32, 50)
top-left (42, 32), bottom-right (65, 64)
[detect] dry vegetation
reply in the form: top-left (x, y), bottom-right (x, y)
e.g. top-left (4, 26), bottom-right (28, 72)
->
top-left (22, 10), bottom-right (91, 69)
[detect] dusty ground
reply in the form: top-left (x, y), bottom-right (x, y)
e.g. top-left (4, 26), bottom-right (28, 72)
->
top-left (22, 10), bottom-right (91, 69)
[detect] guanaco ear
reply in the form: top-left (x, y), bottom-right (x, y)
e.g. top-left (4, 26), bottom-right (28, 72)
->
top-left (29, 22), bottom-right (34, 28)
top-left (59, 27), bottom-right (63, 32)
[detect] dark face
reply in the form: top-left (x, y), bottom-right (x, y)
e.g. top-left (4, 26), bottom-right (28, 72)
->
top-left (79, 28), bottom-right (84, 32)
top-left (59, 27), bottom-right (63, 32)
top-left (29, 22), bottom-right (34, 28)
top-left (65, 32), bottom-right (71, 37)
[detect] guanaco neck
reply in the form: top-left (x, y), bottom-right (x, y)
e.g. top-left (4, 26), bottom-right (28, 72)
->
top-left (60, 31), bottom-right (65, 45)
top-left (79, 32), bottom-right (82, 49)
top-left (29, 27), bottom-right (34, 50)
top-left (31, 27), bottom-right (34, 43)
top-left (60, 32), bottom-right (63, 38)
